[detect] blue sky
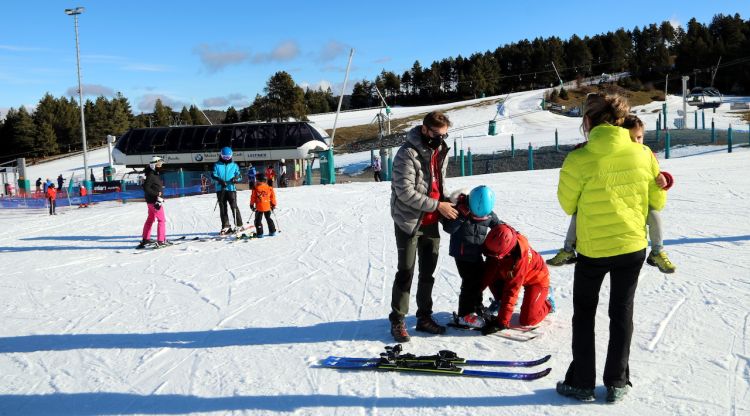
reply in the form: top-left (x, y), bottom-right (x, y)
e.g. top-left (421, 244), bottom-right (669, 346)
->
top-left (1, 1), bottom-right (747, 117)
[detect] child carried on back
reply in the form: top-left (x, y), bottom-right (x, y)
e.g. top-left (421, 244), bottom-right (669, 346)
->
top-left (546, 115), bottom-right (676, 273)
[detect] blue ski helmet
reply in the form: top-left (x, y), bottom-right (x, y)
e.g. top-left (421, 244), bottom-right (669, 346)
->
top-left (468, 185), bottom-right (495, 217)
top-left (220, 147), bottom-right (233, 160)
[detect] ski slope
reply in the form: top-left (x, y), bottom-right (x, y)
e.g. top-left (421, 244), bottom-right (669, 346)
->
top-left (2, 143), bottom-right (749, 414)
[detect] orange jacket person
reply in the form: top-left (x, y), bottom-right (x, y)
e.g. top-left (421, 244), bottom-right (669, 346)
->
top-left (250, 173), bottom-right (277, 237)
top-left (46, 184), bottom-right (57, 215)
top-left (480, 224), bottom-right (553, 334)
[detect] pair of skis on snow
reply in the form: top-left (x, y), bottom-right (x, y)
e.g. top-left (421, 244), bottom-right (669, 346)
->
top-left (132, 225), bottom-right (259, 253)
top-left (321, 344), bottom-right (551, 380)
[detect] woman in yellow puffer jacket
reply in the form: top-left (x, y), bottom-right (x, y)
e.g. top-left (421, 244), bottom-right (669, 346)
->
top-left (555, 93), bottom-right (667, 403)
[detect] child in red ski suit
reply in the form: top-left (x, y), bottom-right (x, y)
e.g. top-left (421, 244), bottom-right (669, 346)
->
top-left (480, 223), bottom-right (553, 335)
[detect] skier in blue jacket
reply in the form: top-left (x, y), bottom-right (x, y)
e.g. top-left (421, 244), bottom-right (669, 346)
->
top-left (247, 163), bottom-right (257, 188)
top-left (212, 147), bottom-right (243, 234)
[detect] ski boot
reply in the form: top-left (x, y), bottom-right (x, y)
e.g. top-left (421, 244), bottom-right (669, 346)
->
top-left (546, 248), bottom-right (577, 266)
top-left (647, 251), bottom-right (676, 273)
top-left (136, 239), bottom-right (154, 249)
top-left (456, 313), bottom-right (486, 329)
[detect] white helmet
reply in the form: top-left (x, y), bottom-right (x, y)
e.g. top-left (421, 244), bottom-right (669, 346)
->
top-left (280, 159), bottom-right (285, 163)
top-left (149, 156), bottom-right (164, 170)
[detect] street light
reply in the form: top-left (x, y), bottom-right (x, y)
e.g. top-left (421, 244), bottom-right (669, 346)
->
top-left (64, 6), bottom-right (89, 186)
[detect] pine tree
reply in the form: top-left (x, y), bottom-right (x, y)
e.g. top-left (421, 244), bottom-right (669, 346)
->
top-left (223, 106), bottom-right (239, 123)
top-left (179, 106), bottom-right (193, 125)
top-left (264, 71), bottom-right (307, 121)
top-left (189, 105), bottom-right (209, 125)
top-left (35, 121), bottom-right (58, 157)
top-left (110, 93), bottom-right (134, 134)
top-left (6, 107), bottom-right (37, 157)
top-left (152, 99), bottom-right (172, 126)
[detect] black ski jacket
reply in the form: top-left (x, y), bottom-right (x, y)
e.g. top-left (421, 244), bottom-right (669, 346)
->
top-left (143, 166), bottom-right (163, 204)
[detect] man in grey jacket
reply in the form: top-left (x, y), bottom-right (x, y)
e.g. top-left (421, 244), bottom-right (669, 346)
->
top-left (389, 111), bottom-right (458, 342)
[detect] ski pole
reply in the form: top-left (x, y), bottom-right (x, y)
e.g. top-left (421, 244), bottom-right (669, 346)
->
top-left (272, 208), bottom-right (281, 233)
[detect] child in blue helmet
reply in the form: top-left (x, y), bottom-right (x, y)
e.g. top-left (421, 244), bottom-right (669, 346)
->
top-left (441, 185), bottom-right (503, 328)
top-left (211, 147), bottom-right (243, 234)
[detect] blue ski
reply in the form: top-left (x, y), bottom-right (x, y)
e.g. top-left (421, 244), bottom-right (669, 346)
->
top-left (326, 354), bottom-right (551, 368)
top-left (321, 357), bottom-right (551, 380)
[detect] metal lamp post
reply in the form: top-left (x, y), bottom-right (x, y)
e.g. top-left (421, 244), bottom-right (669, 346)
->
top-left (64, 6), bottom-right (89, 188)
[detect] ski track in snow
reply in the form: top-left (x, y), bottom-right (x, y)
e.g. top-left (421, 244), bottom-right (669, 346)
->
top-left (647, 297), bottom-right (685, 352)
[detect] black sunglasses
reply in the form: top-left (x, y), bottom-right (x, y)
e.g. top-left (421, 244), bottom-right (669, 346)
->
top-left (428, 129), bottom-right (449, 141)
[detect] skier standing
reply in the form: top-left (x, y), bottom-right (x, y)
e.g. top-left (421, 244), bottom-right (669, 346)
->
top-left (372, 156), bottom-right (382, 182)
top-left (211, 147), bottom-right (243, 234)
top-left (45, 183), bottom-right (57, 215)
top-left (265, 164), bottom-right (276, 187)
top-left (279, 159), bottom-right (288, 187)
top-left (138, 156), bottom-right (167, 248)
top-left (441, 185), bottom-right (502, 328)
top-left (250, 172), bottom-right (277, 237)
top-left (247, 163), bottom-right (257, 188)
top-left (79, 183), bottom-right (89, 208)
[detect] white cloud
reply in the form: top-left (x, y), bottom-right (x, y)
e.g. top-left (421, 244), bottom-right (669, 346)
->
top-left (300, 80), bottom-right (333, 92)
top-left (669, 16), bottom-right (682, 30)
top-left (202, 93), bottom-right (249, 109)
top-left (122, 63), bottom-right (171, 72)
top-left (65, 83), bottom-right (115, 97)
top-left (252, 41), bottom-right (300, 63)
top-left (373, 56), bottom-right (392, 64)
top-left (193, 44), bottom-right (249, 73)
top-left (317, 40), bottom-right (349, 62)
top-left (0, 44), bottom-right (43, 52)
top-left (138, 94), bottom-right (189, 112)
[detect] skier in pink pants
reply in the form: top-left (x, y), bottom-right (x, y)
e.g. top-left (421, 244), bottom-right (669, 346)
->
top-left (138, 156), bottom-right (168, 248)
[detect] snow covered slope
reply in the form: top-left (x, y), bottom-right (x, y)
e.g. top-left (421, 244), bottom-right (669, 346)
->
top-left (1, 145), bottom-right (749, 415)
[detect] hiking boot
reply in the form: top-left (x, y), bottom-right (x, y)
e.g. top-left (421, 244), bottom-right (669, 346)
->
top-left (647, 251), bottom-right (676, 273)
top-left (556, 381), bottom-right (595, 402)
top-left (415, 315), bottom-right (446, 335)
top-left (390, 320), bottom-right (410, 342)
top-left (606, 384), bottom-right (630, 403)
top-left (456, 313), bottom-right (486, 329)
top-left (546, 249), bottom-right (577, 266)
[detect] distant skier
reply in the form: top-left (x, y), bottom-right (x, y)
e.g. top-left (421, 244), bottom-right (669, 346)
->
top-left (57, 174), bottom-right (64, 193)
top-left (35, 178), bottom-right (42, 194)
top-left (138, 156), bottom-right (168, 248)
top-left (45, 183), bottom-right (57, 215)
top-left (247, 163), bottom-right (257, 188)
top-left (441, 185), bottom-right (502, 328)
top-left (265, 164), bottom-right (276, 187)
top-left (480, 223), bottom-right (554, 335)
top-left (211, 147), bottom-right (243, 234)
top-left (250, 172), bottom-right (277, 237)
top-left (372, 156), bottom-right (382, 182)
top-left (79, 183), bottom-right (89, 208)
top-left (279, 159), bottom-right (288, 188)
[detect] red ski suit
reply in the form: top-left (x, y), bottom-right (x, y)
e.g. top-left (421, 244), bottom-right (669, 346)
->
top-left (482, 233), bottom-right (551, 327)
